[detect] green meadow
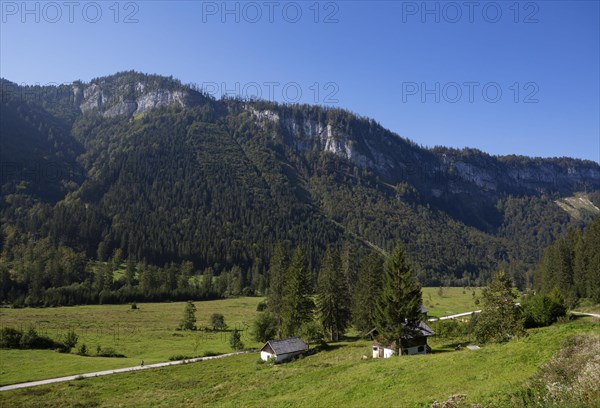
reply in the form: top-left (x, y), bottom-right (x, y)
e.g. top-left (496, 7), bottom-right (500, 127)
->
top-left (1, 318), bottom-right (597, 407)
top-left (0, 297), bottom-right (263, 385)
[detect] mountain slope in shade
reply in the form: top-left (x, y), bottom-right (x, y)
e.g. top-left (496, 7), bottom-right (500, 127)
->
top-left (1, 71), bottom-right (599, 286)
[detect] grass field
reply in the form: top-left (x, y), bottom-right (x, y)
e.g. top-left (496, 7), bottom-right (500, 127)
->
top-left (0, 287), bottom-right (501, 387)
top-left (0, 297), bottom-right (263, 385)
top-left (421, 287), bottom-right (481, 318)
top-left (1, 318), bottom-right (597, 407)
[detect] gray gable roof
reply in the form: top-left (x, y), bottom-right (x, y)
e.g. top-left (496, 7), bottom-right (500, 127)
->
top-left (261, 337), bottom-right (308, 355)
top-left (364, 320), bottom-right (436, 339)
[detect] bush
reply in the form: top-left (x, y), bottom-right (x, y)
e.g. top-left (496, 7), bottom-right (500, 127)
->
top-left (19, 326), bottom-right (60, 350)
top-left (522, 290), bottom-right (567, 328)
top-left (229, 329), bottom-right (244, 350)
top-left (78, 343), bottom-right (88, 356)
top-left (63, 329), bottom-right (79, 352)
top-left (209, 313), bottom-right (227, 331)
top-left (0, 327), bottom-right (23, 349)
top-left (256, 300), bottom-right (268, 312)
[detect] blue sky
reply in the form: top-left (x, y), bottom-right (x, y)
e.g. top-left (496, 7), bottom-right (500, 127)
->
top-left (1, 1), bottom-right (599, 162)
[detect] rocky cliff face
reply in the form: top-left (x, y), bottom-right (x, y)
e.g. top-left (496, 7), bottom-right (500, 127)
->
top-left (72, 77), bottom-right (190, 118)
top-left (247, 106), bottom-right (600, 197)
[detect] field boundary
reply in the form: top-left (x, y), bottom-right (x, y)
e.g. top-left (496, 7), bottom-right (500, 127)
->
top-left (0, 351), bottom-right (249, 392)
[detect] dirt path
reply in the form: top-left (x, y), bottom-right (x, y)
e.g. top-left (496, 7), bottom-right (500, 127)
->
top-left (0, 351), bottom-right (247, 392)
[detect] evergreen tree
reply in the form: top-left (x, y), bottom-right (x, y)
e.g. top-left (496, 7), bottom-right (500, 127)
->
top-left (317, 247), bottom-right (351, 341)
top-left (267, 241), bottom-right (290, 335)
top-left (473, 271), bottom-right (523, 343)
top-left (584, 216), bottom-right (600, 302)
top-left (281, 247), bottom-right (315, 337)
top-left (373, 242), bottom-right (423, 353)
top-left (179, 301), bottom-right (197, 330)
top-left (229, 329), bottom-right (244, 350)
top-left (352, 251), bottom-right (383, 333)
top-left (125, 254), bottom-right (136, 287)
top-left (178, 261), bottom-right (194, 291)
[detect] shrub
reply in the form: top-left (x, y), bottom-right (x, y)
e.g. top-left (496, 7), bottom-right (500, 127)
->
top-left (256, 300), bottom-right (268, 312)
top-left (522, 290), bottom-right (567, 328)
top-left (0, 327), bottom-right (23, 349)
top-left (63, 329), bottom-right (79, 352)
top-left (78, 343), bottom-right (88, 356)
top-left (229, 329), bottom-right (244, 350)
top-left (19, 326), bottom-right (60, 350)
top-left (209, 313), bottom-right (227, 331)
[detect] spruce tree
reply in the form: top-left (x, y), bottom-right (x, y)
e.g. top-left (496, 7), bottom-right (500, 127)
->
top-left (267, 241), bottom-right (290, 335)
top-left (317, 247), bottom-right (351, 341)
top-left (373, 242), bottom-right (422, 353)
top-left (353, 251), bottom-right (383, 333)
top-left (281, 247), bottom-right (314, 337)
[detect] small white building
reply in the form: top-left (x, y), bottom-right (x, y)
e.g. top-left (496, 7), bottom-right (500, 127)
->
top-left (260, 337), bottom-right (308, 363)
top-left (368, 308), bottom-right (435, 358)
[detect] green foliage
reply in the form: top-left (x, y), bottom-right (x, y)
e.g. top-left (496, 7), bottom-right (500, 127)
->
top-left (77, 343), bottom-right (88, 356)
top-left (267, 241), bottom-right (290, 335)
top-left (373, 242), bottom-right (423, 350)
top-left (281, 248), bottom-right (315, 337)
top-left (229, 330), bottom-right (244, 351)
top-left (2, 74), bottom-right (599, 308)
top-left (180, 301), bottom-right (197, 330)
top-left (522, 289), bottom-right (567, 328)
top-left (209, 313), bottom-right (227, 331)
top-left (473, 272), bottom-right (524, 343)
top-left (534, 215), bottom-right (600, 305)
top-left (352, 251), bottom-right (383, 333)
top-left (0, 327), bottom-right (22, 348)
top-left (251, 312), bottom-right (278, 343)
top-left (300, 320), bottom-right (324, 345)
top-left (62, 329), bottom-right (79, 352)
top-left (317, 247), bottom-right (351, 341)
top-left (2, 326), bottom-right (62, 350)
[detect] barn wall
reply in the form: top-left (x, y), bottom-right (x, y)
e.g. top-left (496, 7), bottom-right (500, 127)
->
top-left (261, 351), bottom-right (274, 361)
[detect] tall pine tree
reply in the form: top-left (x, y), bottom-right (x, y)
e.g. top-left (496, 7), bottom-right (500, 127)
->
top-left (281, 247), bottom-right (314, 337)
top-left (352, 251), bottom-right (383, 333)
top-left (267, 241), bottom-right (290, 335)
top-left (373, 242), bottom-right (423, 353)
top-left (317, 247), bottom-right (351, 341)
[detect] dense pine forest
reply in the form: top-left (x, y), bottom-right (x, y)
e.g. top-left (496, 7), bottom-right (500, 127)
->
top-left (1, 71), bottom-right (600, 306)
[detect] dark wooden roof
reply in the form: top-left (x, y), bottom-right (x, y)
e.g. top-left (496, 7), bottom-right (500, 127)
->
top-left (364, 320), bottom-right (435, 339)
top-left (261, 337), bottom-right (308, 355)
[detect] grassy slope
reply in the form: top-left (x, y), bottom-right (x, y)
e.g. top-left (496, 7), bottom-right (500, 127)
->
top-left (1, 319), bottom-right (597, 408)
top-left (0, 298), bottom-right (263, 385)
top-left (421, 287), bottom-right (481, 318)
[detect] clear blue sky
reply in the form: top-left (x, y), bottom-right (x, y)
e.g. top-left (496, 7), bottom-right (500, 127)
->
top-left (1, 1), bottom-right (599, 162)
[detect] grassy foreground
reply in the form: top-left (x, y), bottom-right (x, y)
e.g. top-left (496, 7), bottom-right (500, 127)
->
top-left (1, 318), bottom-right (598, 407)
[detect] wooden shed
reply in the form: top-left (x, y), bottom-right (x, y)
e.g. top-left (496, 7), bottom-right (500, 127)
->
top-left (260, 337), bottom-right (308, 363)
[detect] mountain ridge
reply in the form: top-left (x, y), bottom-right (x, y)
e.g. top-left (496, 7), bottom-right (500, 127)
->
top-left (1, 71), bottom-right (599, 290)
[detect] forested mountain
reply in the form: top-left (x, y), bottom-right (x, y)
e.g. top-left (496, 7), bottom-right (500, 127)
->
top-left (1, 71), bottom-right (599, 304)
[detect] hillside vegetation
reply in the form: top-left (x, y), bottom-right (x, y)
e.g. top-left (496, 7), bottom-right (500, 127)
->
top-left (2, 72), bottom-right (600, 306)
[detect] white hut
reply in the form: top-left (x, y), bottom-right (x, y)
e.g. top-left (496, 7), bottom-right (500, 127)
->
top-left (260, 337), bottom-right (308, 363)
